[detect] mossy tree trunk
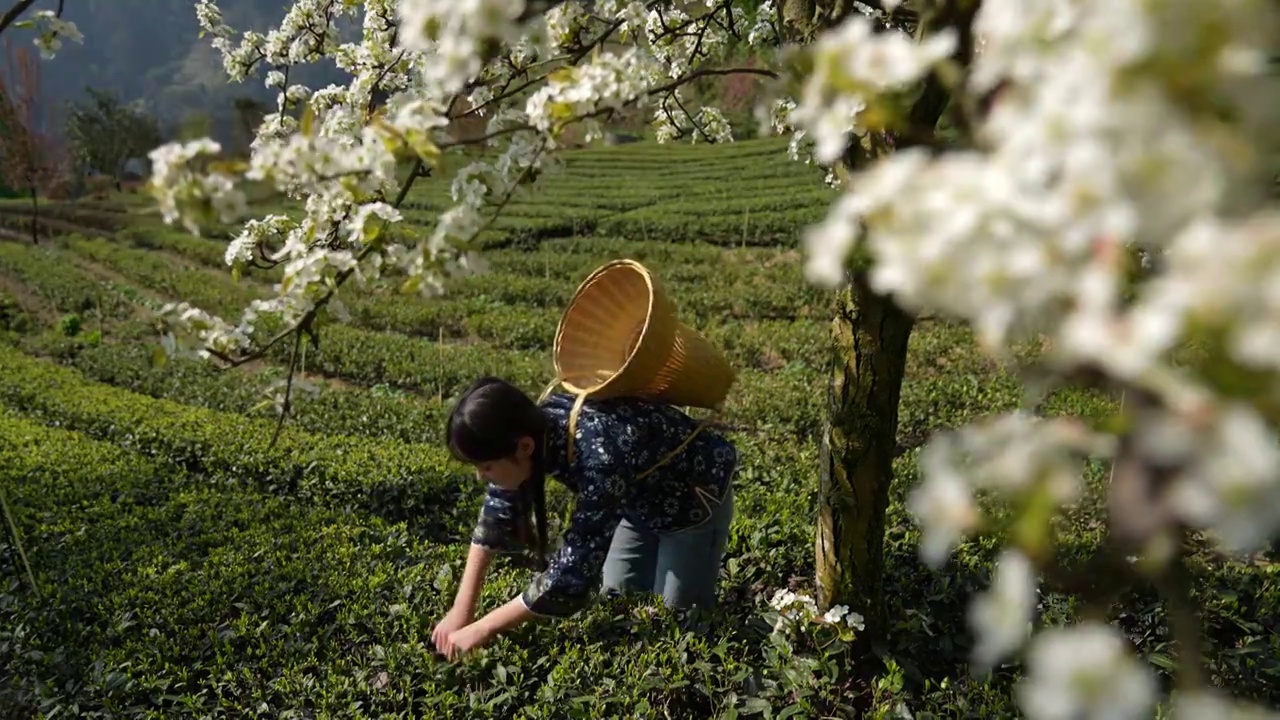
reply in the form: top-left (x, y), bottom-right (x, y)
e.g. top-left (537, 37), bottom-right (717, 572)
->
top-left (815, 272), bottom-right (914, 628)
top-left (798, 0), bottom-right (979, 630)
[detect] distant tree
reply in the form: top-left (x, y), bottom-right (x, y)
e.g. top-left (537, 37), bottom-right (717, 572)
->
top-left (0, 39), bottom-right (69, 244)
top-left (230, 95), bottom-right (269, 157)
top-left (172, 109), bottom-right (214, 143)
top-left (64, 87), bottom-right (163, 189)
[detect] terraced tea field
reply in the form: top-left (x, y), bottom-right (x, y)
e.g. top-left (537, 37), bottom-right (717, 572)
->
top-left (0, 137), bottom-right (1275, 717)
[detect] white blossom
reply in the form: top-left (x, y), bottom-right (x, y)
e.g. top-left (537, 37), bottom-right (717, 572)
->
top-left (23, 9), bottom-right (83, 59)
top-left (788, 14), bottom-right (956, 165)
top-left (1160, 403), bottom-right (1280, 554)
top-left (907, 412), bottom-right (1110, 567)
top-left (1017, 622), bottom-right (1156, 720)
top-left (907, 437), bottom-right (979, 568)
top-left (767, 589), bottom-right (863, 636)
top-left (968, 550), bottom-right (1037, 670)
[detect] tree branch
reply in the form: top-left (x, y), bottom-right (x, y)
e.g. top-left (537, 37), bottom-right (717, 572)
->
top-left (459, 18), bottom-right (629, 119)
top-left (442, 66), bottom-right (778, 149)
top-left (210, 155), bottom-right (425, 370)
top-left (459, 0), bottom-right (739, 122)
top-left (1153, 530), bottom-right (1206, 690)
top-left (267, 330), bottom-right (304, 448)
top-left (0, 0), bottom-right (37, 37)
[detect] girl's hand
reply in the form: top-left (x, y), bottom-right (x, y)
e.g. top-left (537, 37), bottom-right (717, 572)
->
top-left (436, 597), bottom-right (535, 661)
top-left (431, 606), bottom-right (473, 656)
top-left (443, 621), bottom-right (495, 661)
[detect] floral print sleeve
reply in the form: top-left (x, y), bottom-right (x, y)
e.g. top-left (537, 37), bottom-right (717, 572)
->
top-left (520, 421), bottom-right (630, 617)
top-left (471, 483), bottom-right (531, 554)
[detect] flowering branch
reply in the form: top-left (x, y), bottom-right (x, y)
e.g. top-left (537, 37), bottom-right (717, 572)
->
top-left (0, 0), bottom-right (80, 58)
top-left (0, 0), bottom-right (37, 36)
top-left (146, 1), bottom-right (784, 394)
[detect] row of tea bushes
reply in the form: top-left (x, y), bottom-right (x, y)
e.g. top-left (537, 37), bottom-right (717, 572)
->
top-left (63, 235), bottom-right (261, 316)
top-left (0, 345), bottom-right (471, 533)
top-left (397, 208), bottom-right (825, 248)
top-left (105, 228), bottom-right (835, 320)
top-left (0, 241), bottom-right (140, 319)
top-left (593, 205), bottom-right (828, 246)
top-left (483, 175), bottom-right (832, 215)
top-left (78, 223), bottom-right (836, 327)
top-left (46, 334), bottom-right (816, 451)
top-left (22, 334), bottom-right (452, 447)
top-left (0, 406), bottom-right (876, 719)
top-left (116, 224), bottom-right (233, 269)
top-left (45, 233), bottom-right (831, 370)
top-left (4, 239), bottom-right (827, 435)
top-left (403, 137), bottom-right (823, 202)
top-left (395, 198), bottom-right (832, 248)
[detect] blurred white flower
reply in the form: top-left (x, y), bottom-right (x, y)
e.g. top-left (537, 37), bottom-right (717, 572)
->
top-left (968, 549), bottom-right (1037, 670)
top-left (1017, 622), bottom-right (1155, 720)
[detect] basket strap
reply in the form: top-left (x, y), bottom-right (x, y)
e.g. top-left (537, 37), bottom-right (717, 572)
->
top-left (536, 377), bottom-right (561, 405)
top-left (566, 389), bottom-right (589, 465)
top-left (547, 378), bottom-right (724, 482)
top-left (634, 409), bottom-right (720, 481)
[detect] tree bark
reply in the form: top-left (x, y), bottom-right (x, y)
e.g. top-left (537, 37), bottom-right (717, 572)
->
top-left (815, 272), bottom-right (914, 630)
top-left (808, 0), bottom-right (977, 630)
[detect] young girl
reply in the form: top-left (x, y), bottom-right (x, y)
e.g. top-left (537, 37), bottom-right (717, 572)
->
top-left (431, 376), bottom-right (738, 660)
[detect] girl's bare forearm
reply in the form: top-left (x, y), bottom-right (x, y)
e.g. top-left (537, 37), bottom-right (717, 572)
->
top-left (453, 543), bottom-right (493, 613)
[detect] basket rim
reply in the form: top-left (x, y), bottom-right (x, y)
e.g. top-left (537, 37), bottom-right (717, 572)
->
top-left (552, 258), bottom-right (655, 395)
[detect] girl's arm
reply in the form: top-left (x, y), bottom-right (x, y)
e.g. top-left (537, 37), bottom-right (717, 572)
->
top-left (474, 596), bottom-right (538, 635)
top-left (452, 542), bottom-right (493, 618)
top-left (458, 479), bottom-right (530, 616)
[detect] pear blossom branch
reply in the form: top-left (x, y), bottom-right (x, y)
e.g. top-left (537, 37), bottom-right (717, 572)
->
top-left (205, 155), bottom-right (428, 369)
top-left (0, 0), bottom-right (79, 58)
top-left (443, 64), bottom-right (778, 149)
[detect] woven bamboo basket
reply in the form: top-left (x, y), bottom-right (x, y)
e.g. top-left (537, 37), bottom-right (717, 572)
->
top-left (540, 259), bottom-right (736, 465)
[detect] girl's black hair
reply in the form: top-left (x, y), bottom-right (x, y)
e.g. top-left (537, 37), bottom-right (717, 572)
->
top-left (447, 376), bottom-right (549, 570)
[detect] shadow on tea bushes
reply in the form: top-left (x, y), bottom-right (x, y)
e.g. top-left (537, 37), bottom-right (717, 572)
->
top-left (28, 338), bottom-right (453, 447)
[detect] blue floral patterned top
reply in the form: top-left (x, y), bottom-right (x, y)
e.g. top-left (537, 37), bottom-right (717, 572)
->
top-left (470, 392), bottom-right (738, 617)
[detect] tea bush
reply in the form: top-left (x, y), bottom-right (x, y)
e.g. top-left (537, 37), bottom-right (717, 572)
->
top-left (0, 345), bottom-right (470, 533)
top-left (0, 242), bottom-right (136, 319)
top-left (0, 289), bottom-right (31, 334)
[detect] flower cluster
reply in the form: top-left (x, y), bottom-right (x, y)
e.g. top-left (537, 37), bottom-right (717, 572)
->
top-left (907, 411), bottom-right (1112, 567)
top-left (17, 9), bottom-right (84, 59)
top-left (768, 588), bottom-right (865, 637)
top-left (778, 0), bottom-right (1280, 717)
top-left (143, 0), bottom-right (781, 364)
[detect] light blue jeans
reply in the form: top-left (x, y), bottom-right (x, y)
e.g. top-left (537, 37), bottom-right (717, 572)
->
top-left (600, 485), bottom-right (735, 611)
